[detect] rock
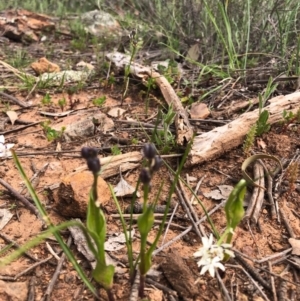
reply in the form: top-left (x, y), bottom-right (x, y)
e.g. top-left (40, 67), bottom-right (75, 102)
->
top-left (0, 9), bottom-right (55, 43)
top-left (189, 102), bottom-right (210, 119)
top-left (31, 57), bottom-right (60, 75)
top-left (39, 69), bottom-right (94, 86)
top-left (54, 171), bottom-right (111, 218)
top-left (0, 280), bottom-right (28, 301)
top-left (60, 113), bottom-right (114, 142)
top-left (81, 10), bottom-right (123, 40)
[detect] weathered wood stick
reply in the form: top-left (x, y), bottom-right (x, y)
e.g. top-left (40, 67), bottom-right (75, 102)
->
top-left (189, 91), bottom-right (300, 166)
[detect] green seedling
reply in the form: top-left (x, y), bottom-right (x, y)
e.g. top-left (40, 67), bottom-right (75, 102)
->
top-left (93, 96), bottom-right (106, 107)
top-left (58, 98), bottom-right (67, 111)
top-left (243, 124), bottom-right (257, 154)
top-left (41, 93), bottom-right (52, 106)
top-left (41, 120), bottom-right (65, 142)
top-left (121, 31), bottom-right (143, 104)
top-left (151, 107), bottom-right (176, 154)
top-left (256, 109), bottom-right (270, 136)
top-left (111, 145), bottom-right (121, 155)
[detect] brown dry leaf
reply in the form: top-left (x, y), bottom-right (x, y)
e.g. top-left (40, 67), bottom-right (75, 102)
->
top-left (257, 138), bottom-right (267, 150)
top-left (186, 43), bottom-right (201, 61)
top-left (114, 171), bottom-right (140, 197)
top-left (6, 111), bottom-right (18, 125)
top-left (190, 102), bottom-right (210, 119)
top-left (289, 238), bottom-right (300, 255)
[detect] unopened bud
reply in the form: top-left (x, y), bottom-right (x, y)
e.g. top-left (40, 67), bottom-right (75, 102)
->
top-left (143, 144), bottom-right (157, 160)
top-left (139, 168), bottom-right (151, 185)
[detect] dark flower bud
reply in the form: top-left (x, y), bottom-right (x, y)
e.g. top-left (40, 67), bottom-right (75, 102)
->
top-left (151, 156), bottom-right (162, 172)
top-left (143, 144), bottom-right (157, 160)
top-left (87, 157), bottom-right (101, 174)
top-left (81, 147), bottom-right (98, 159)
top-left (139, 168), bottom-right (151, 185)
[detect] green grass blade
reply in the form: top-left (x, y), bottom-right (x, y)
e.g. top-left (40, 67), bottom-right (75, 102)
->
top-left (11, 151), bottom-right (96, 295)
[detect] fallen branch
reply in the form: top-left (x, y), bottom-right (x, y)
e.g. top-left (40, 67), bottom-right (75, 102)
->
top-left (189, 91), bottom-right (300, 166)
top-left (106, 51), bottom-right (193, 145)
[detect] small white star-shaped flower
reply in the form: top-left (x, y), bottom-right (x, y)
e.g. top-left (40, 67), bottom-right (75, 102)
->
top-left (0, 135), bottom-right (14, 157)
top-left (199, 256), bottom-right (225, 278)
top-left (193, 234), bottom-right (235, 278)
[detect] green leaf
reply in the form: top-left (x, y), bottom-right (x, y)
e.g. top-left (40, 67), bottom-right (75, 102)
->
top-left (86, 191), bottom-right (106, 265)
top-left (140, 250), bottom-right (152, 275)
top-left (224, 180), bottom-right (246, 230)
top-left (92, 263), bottom-right (115, 290)
top-left (12, 151), bottom-right (96, 295)
top-left (137, 206), bottom-right (154, 237)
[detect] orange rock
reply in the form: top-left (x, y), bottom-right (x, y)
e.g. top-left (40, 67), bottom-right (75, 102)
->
top-left (189, 102), bottom-right (210, 119)
top-left (54, 171), bottom-right (111, 218)
top-left (30, 57), bottom-right (60, 75)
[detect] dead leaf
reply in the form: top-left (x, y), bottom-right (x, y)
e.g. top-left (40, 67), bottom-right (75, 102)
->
top-left (107, 107), bottom-right (126, 118)
top-left (203, 185), bottom-right (233, 201)
top-left (114, 169), bottom-right (140, 197)
top-left (104, 230), bottom-right (135, 251)
top-left (186, 43), bottom-right (201, 61)
top-left (289, 238), bottom-right (300, 255)
top-left (6, 111), bottom-right (18, 125)
top-left (0, 209), bottom-right (13, 230)
top-left (257, 138), bottom-right (267, 150)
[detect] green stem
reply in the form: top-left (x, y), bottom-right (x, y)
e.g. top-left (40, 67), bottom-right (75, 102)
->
top-left (92, 173), bottom-right (98, 202)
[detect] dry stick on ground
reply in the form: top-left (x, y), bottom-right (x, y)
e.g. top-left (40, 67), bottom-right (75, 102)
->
top-left (268, 261), bottom-right (278, 301)
top-left (234, 253), bottom-right (272, 292)
top-left (106, 51), bottom-right (194, 145)
top-left (0, 178), bottom-right (39, 216)
top-left (153, 200), bottom-right (226, 256)
top-left (178, 180), bottom-right (205, 236)
top-left (227, 264), bottom-right (271, 301)
top-left (41, 236), bottom-right (72, 301)
top-left (0, 232), bottom-right (38, 262)
top-left (190, 91), bottom-right (300, 166)
top-left (279, 208), bottom-right (296, 238)
top-left (244, 162), bottom-right (265, 223)
top-left (129, 269), bottom-right (140, 301)
top-left (145, 278), bottom-right (177, 297)
top-left (216, 271), bottom-right (232, 301)
top-left (0, 91), bottom-right (30, 108)
top-left (27, 276), bottom-right (36, 301)
top-left (0, 121), bottom-right (42, 135)
top-left (258, 160), bottom-right (277, 219)
top-left (175, 185), bottom-right (203, 238)
top-left (15, 256), bottom-right (53, 280)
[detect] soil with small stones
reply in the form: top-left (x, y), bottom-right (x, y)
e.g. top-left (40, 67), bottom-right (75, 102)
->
top-left (0, 14), bottom-right (300, 301)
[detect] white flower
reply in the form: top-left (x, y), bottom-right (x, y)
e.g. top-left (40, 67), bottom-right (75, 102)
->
top-left (0, 135), bottom-right (14, 157)
top-left (193, 234), bottom-right (214, 258)
top-left (194, 234), bottom-right (235, 278)
top-left (200, 256), bottom-right (225, 278)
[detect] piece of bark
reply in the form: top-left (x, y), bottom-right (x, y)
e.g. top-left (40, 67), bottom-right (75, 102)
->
top-left (106, 51), bottom-right (193, 144)
top-left (74, 151), bottom-right (142, 179)
top-left (243, 162), bottom-right (265, 223)
top-left (160, 249), bottom-right (199, 299)
top-left (189, 91), bottom-right (300, 166)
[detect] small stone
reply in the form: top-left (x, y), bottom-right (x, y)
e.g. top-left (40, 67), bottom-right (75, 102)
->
top-left (54, 171), bottom-right (111, 218)
top-left (31, 57), bottom-right (60, 75)
top-left (190, 102), bottom-right (210, 119)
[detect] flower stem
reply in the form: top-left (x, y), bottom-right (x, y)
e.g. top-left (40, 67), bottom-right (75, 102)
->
top-left (138, 273), bottom-right (145, 298)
